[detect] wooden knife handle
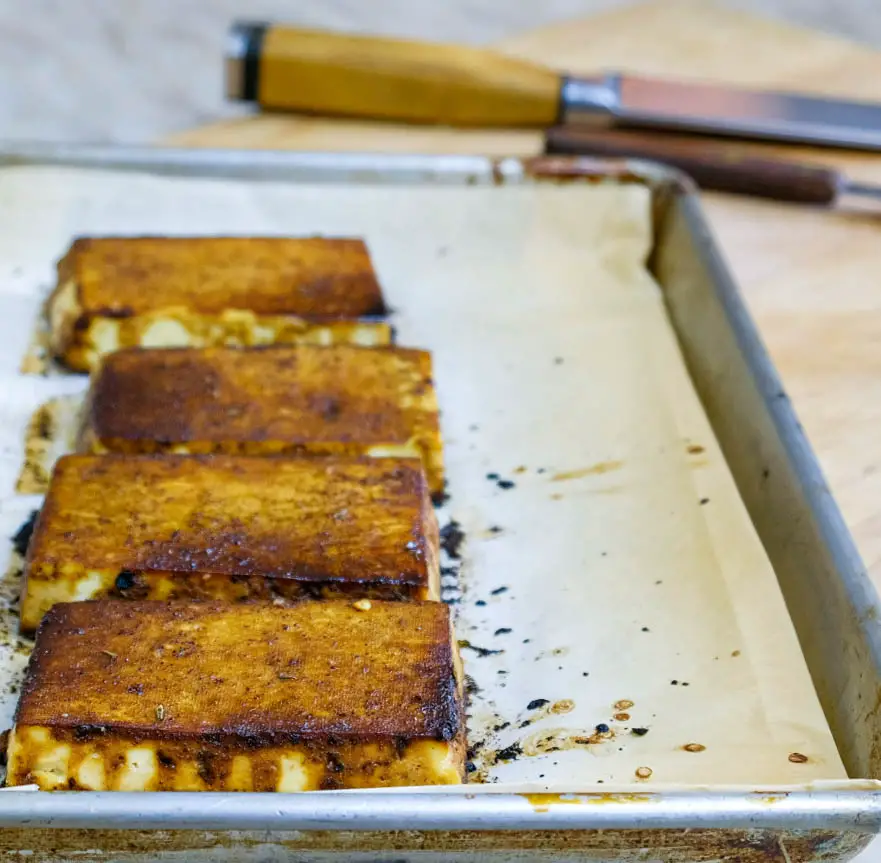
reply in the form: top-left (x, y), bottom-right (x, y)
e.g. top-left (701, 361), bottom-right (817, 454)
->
top-left (229, 23), bottom-right (561, 127)
top-left (545, 127), bottom-right (840, 204)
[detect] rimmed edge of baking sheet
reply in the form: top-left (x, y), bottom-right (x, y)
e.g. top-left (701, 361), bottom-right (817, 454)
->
top-left (0, 147), bottom-right (876, 843)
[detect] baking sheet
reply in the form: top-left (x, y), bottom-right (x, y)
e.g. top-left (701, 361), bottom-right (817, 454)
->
top-left (0, 164), bottom-right (848, 788)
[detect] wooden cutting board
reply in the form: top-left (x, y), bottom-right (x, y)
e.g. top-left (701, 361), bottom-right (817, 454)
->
top-left (170, 0), bottom-right (881, 593)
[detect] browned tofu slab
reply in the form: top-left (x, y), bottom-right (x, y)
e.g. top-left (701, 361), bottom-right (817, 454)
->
top-left (78, 345), bottom-right (445, 497)
top-left (7, 600), bottom-right (465, 791)
top-left (48, 236), bottom-right (392, 371)
top-left (20, 454), bottom-right (440, 632)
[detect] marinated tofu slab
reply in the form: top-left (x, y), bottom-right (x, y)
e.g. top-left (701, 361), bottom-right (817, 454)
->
top-left (7, 600), bottom-right (465, 791)
top-left (48, 236), bottom-right (391, 371)
top-left (77, 345), bottom-right (445, 497)
top-left (20, 454), bottom-right (440, 632)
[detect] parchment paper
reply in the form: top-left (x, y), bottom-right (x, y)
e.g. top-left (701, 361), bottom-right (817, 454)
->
top-left (0, 165), bottom-right (848, 787)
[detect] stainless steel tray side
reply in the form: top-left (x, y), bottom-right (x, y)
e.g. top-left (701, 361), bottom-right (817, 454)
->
top-left (0, 145), bottom-right (879, 863)
top-left (650, 186), bottom-right (881, 784)
top-left (0, 141), bottom-right (499, 184)
top-left (0, 820), bottom-right (871, 863)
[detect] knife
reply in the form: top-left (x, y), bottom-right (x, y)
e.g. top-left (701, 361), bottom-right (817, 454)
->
top-left (545, 127), bottom-right (881, 207)
top-left (226, 21), bottom-right (881, 150)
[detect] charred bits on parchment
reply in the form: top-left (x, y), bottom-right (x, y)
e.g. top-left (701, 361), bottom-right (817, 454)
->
top-left (494, 742), bottom-right (522, 763)
top-left (457, 640), bottom-right (503, 658)
top-left (485, 473), bottom-right (516, 490)
top-left (11, 510), bottom-right (39, 557)
top-left (432, 482), bottom-right (451, 508)
top-left (439, 518), bottom-right (466, 606)
top-left (440, 520), bottom-right (465, 559)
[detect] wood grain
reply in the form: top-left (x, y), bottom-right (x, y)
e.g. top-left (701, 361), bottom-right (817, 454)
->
top-left (170, 0), bottom-right (881, 602)
top-left (545, 127), bottom-right (843, 204)
top-left (255, 26), bottom-right (560, 126)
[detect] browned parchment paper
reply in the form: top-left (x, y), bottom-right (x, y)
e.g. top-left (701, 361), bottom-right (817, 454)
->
top-left (0, 165), bottom-right (847, 789)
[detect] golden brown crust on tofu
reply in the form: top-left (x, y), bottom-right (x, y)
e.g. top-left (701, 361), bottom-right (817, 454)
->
top-left (19, 600), bottom-right (463, 739)
top-left (78, 346), bottom-right (444, 495)
top-left (56, 236), bottom-right (386, 318)
top-left (20, 454), bottom-right (439, 631)
top-left (49, 236), bottom-right (390, 371)
top-left (8, 600), bottom-right (465, 790)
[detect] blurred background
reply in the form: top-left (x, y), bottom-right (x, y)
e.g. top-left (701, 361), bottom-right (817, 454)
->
top-left (3, 0), bottom-right (880, 144)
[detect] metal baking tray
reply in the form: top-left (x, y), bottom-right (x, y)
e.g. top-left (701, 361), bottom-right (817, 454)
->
top-left (0, 143), bottom-right (879, 862)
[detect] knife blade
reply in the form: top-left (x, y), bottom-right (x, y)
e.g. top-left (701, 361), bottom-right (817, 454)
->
top-left (226, 22), bottom-right (881, 150)
top-left (560, 74), bottom-right (881, 151)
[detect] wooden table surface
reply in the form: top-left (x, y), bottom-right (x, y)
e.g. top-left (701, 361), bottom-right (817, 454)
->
top-left (172, 0), bottom-right (881, 594)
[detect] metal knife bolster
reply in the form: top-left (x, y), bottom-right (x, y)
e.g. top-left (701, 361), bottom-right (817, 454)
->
top-left (226, 21), bottom-right (269, 101)
top-left (560, 73), bottom-right (881, 151)
top-left (558, 75), bottom-right (621, 126)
